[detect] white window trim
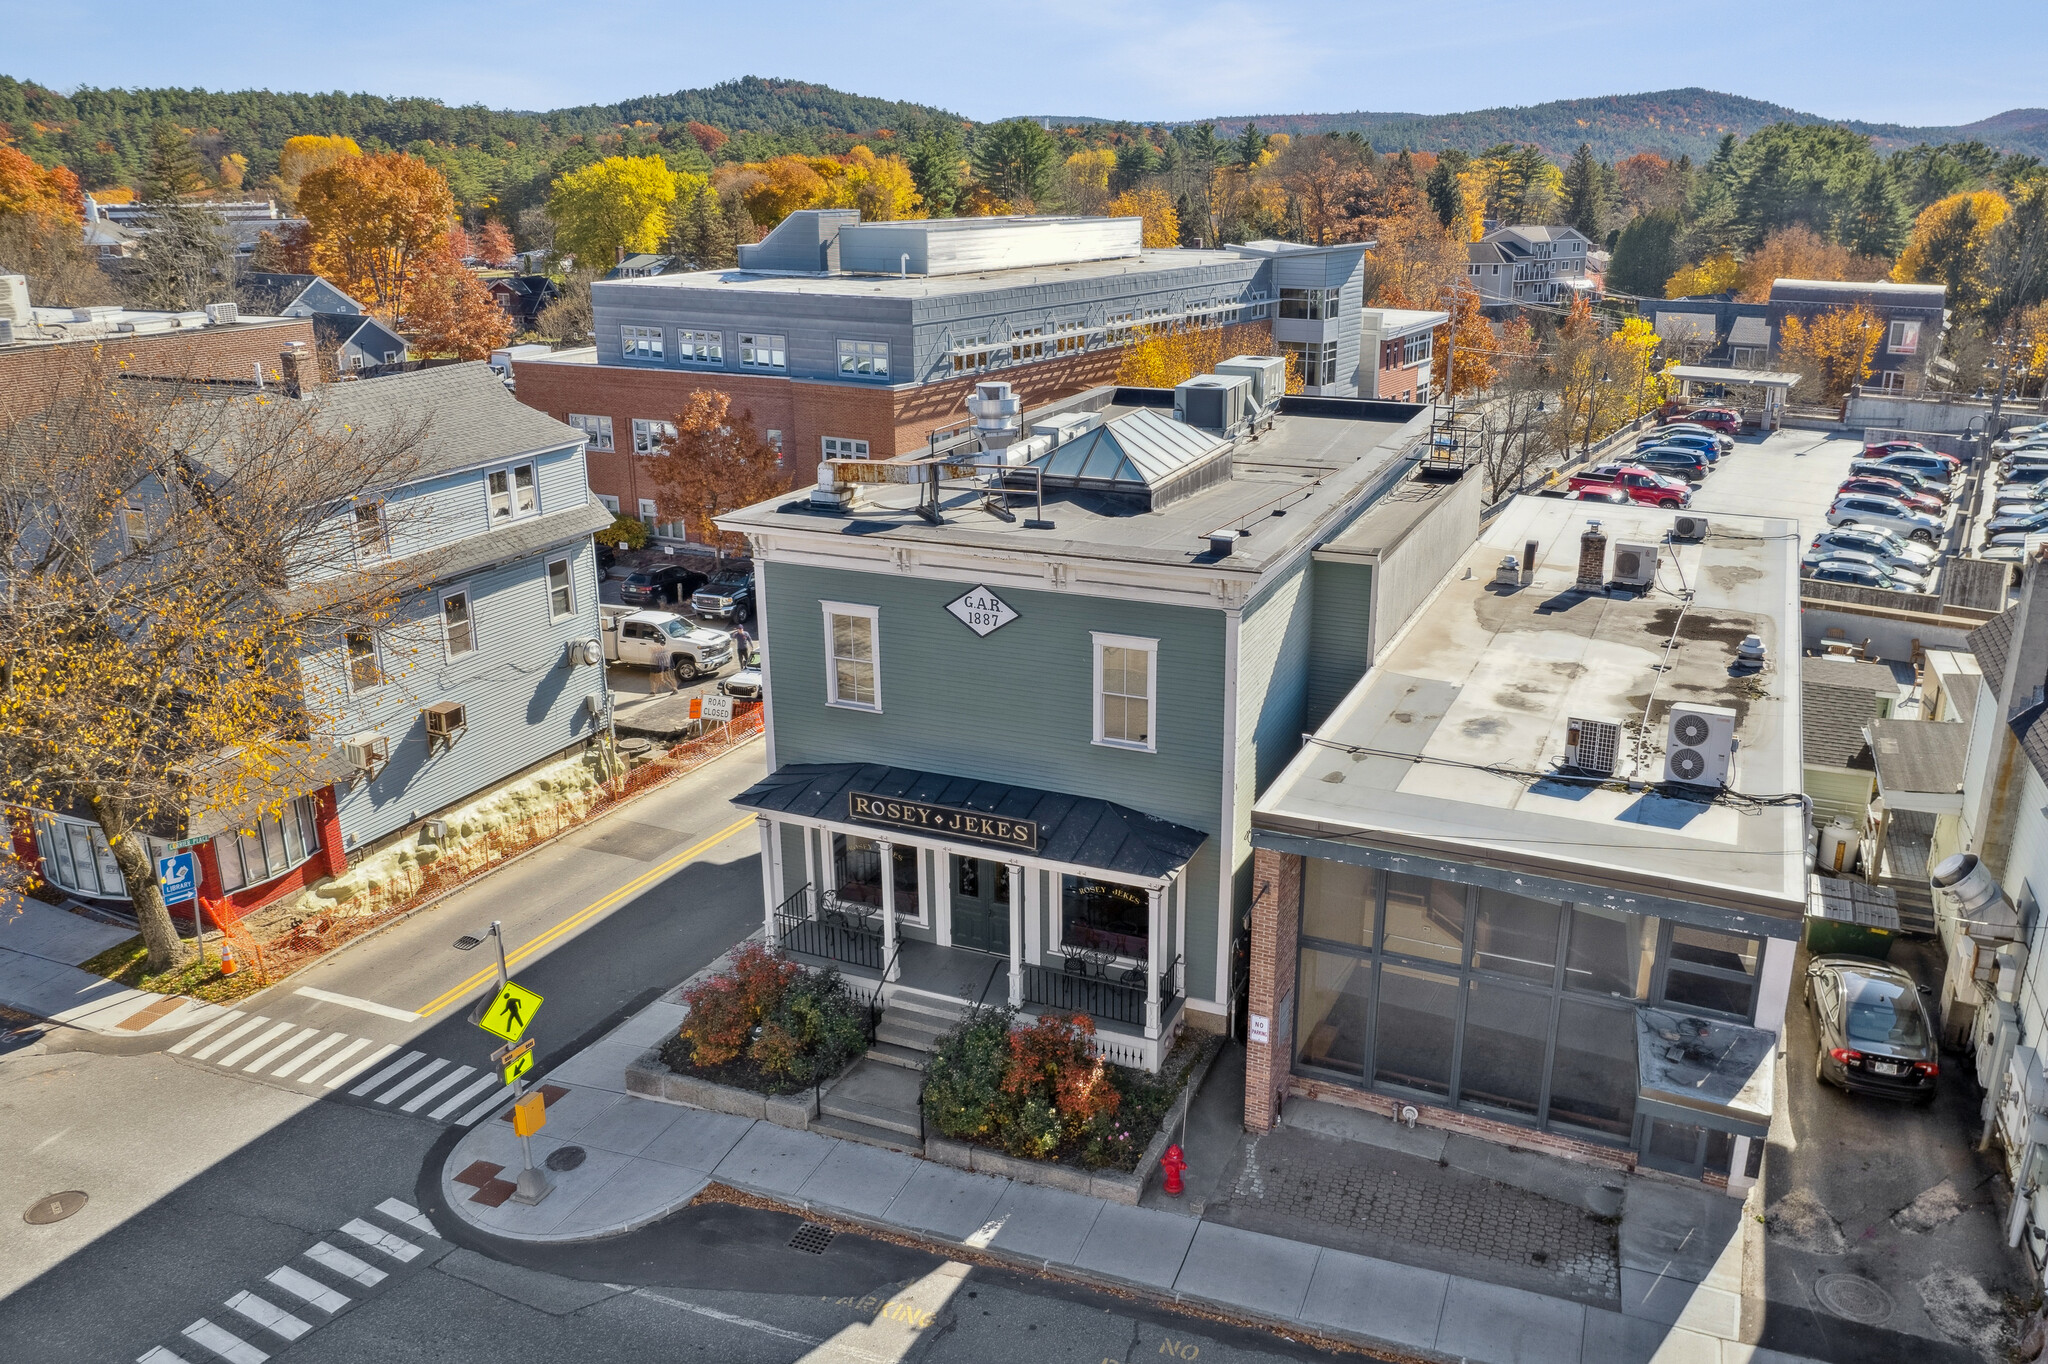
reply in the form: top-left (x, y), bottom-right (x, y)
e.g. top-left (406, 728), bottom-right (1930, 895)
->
top-left (632, 419), bottom-right (677, 455)
top-left (621, 325), bottom-right (663, 362)
top-left (1091, 631), bottom-right (1158, 753)
top-left (738, 332), bottom-right (787, 370)
top-left (486, 461), bottom-right (540, 525)
top-left (351, 498), bottom-right (387, 560)
top-left (344, 629), bottom-right (386, 695)
top-left (440, 584), bottom-right (478, 661)
top-left (821, 600), bottom-right (882, 712)
top-left (569, 413), bottom-right (614, 451)
top-left (676, 327), bottom-right (724, 365)
top-left (597, 493), bottom-right (620, 514)
top-left (546, 557), bottom-right (575, 622)
top-left (822, 436), bottom-right (870, 459)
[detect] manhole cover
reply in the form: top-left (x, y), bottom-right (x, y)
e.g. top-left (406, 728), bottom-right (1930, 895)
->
top-left (544, 1146), bottom-right (587, 1172)
top-left (24, 1191), bottom-right (87, 1225)
top-left (1814, 1274), bottom-right (1895, 1323)
top-left (789, 1222), bottom-right (835, 1254)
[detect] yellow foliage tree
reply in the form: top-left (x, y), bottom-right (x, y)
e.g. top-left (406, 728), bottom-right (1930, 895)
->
top-left (1891, 190), bottom-right (2010, 311)
top-left (547, 155), bottom-right (677, 269)
top-left (1106, 187), bottom-right (1180, 247)
top-left (838, 145), bottom-right (921, 222)
top-left (275, 135), bottom-right (362, 208)
top-left (1115, 323), bottom-right (1227, 389)
top-left (1780, 305), bottom-right (1884, 402)
top-left (1599, 315), bottom-right (1665, 424)
top-left (1665, 252), bottom-right (1740, 298)
top-left (1067, 149), bottom-right (1114, 194)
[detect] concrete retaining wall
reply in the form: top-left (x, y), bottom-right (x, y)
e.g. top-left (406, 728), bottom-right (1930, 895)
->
top-left (624, 1048), bottom-right (821, 1130)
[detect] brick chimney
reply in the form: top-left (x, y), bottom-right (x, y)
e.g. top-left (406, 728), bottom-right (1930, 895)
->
top-left (279, 341), bottom-right (317, 398)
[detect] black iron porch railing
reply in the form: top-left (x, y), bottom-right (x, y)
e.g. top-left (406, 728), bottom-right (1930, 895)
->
top-left (1022, 954), bottom-right (1180, 1028)
top-left (773, 883), bottom-right (884, 972)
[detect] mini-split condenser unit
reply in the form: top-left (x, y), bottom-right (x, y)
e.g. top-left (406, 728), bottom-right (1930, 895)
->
top-left (1564, 716), bottom-right (1623, 776)
top-left (1663, 703), bottom-right (1737, 787)
top-left (1672, 515), bottom-right (1709, 540)
top-left (1611, 542), bottom-right (1660, 587)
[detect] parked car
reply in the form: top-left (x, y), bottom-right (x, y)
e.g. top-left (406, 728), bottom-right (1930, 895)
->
top-left (1658, 423), bottom-right (1736, 452)
top-left (596, 543), bottom-right (618, 576)
top-left (1847, 460), bottom-right (1947, 500)
top-left (690, 570), bottom-right (756, 624)
top-left (2001, 450), bottom-right (2048, 476)
top-left (1986, 507), bottom-right (2048, 539)
top-left (718, 665), bottom-right (765, 701)
top-left (1567, 464), bottom-right (1691, 508)
top-left (1802, 547), bottom-right (1931, 588)
top-left (1805, 955), bottom-right (1939, 1102)
top-left (1637, 430), bottom-right (1725, 461)
top-left (618, 564), bottom-right (709, 607)
top-left (1563, 487), bottom-right (1632, 505)
top-left (1858, 452), bottom-right (1955, 487)
top-left (1634, 446), bottom-right (1711, 480)
top-left (1994, 485), bottom-right (2048, 514)
top-left (1808, 526), bottom-right (1939, 571)
top-left (1669, 407), bottom-right (1740, 435)
top-left (1805, 557), bottom-right (1923, 593)
top-left (1836, 477), bottom-right (1944, 516)
top-left (1993, 423), bottom-right (2048, 452)
top-left (2002, 464), bottom-right (2048, 488)
top-left (597, 606), bottom-right (734, 680)
top-left (1827, 494), bottom-right (1942, 543)
top-left (1863, 440), bottom-right (1955, 465)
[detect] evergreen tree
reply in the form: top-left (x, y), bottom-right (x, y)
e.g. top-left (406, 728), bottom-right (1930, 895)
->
top-left (1562, 142), bottom-right (1605, 239)
top-left (1608, 208), bottom-right (1683, 297)
top-left (1111, 139), bottom-right (1161, 195)
top-left (133, 119), bottom-right (233, 310)
top-left (1234, 122), bottom-right (1268, 169)
top-left (1426, 155), bottom-right (1465, 231)
top-left (970, 119), bottom-right (1060, 207)
top-left (904, 117), bottom-right (965, 217)
top-left (139, 120), bottom-right (208, 205)
top-left (1843, 166), bottom-right (1912, 258)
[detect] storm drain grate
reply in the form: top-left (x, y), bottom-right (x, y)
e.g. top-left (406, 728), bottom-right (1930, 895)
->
top-left (789, 1222), bottom-right (836, 1254)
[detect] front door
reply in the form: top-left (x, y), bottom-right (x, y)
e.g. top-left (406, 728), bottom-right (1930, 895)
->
top-left (950, 856), bottom-right (1010, 955)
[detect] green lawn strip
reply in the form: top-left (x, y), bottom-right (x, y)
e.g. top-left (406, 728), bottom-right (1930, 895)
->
top-left (76, 935), bottom-right (268, 1004)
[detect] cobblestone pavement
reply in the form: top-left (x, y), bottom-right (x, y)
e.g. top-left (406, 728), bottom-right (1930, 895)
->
top-left (1203, 1126), bottom-right (1621, 1304)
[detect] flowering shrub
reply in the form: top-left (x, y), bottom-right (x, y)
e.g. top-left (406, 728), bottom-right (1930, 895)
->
top-left (677, 942), bottom-right (801, 1067)
top-left (663, 945), bottom-right (867, 1093)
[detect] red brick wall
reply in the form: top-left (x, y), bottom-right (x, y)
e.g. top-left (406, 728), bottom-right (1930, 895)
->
top-left (191, 785), bottom-right (345, 927)
top-left (1244, 845), bottom-right (1302, 1132)
top-left (0, 319), bottom-right (318, 424)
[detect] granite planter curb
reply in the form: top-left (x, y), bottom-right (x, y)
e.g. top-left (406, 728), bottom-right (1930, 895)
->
top-left (623, 1047), bottom-right (819, 1129)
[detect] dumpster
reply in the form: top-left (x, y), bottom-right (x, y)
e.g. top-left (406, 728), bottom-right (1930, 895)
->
top-left (1804, 874), bottom-right (1899, 959)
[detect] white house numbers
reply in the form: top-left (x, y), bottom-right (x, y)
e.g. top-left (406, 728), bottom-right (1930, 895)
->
top-left (945, 585), bottom-right (1019, 637)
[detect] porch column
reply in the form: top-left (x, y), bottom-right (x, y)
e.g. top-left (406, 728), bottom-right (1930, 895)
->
top-left (1144, 883), bottom-right (1164, 1039)
top-left (1007, 860), bottom-right (1025, 1008)
top-left (879, 838), bottom-right (899, 982)
top-left (757, 817), bottom-right (778, 945)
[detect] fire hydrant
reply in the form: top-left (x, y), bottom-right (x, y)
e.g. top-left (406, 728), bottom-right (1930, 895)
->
top-left (1161, 1143), bottom-right (1188, 1197)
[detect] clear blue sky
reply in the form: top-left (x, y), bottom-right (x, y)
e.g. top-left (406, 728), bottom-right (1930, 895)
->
top-left (4, 0), bottom-right (2043, 128)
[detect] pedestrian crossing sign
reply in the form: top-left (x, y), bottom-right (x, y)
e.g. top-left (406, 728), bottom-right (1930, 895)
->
top-left (501, 1046), bottom-right (535, 1086)
top-left (475, 981), bottom-right (543, 1042)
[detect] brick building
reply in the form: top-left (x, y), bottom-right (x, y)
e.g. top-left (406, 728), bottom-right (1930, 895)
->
top-left (509, 212), bottom-right (1378, 542)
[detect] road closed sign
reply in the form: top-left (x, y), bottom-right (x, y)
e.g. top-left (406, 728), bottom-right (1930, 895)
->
top-left (700, 694), bottom-right (733, 724)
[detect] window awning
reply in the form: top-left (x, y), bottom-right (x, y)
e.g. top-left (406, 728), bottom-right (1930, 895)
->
top-left (735, 763), bottom-right (1207, 882)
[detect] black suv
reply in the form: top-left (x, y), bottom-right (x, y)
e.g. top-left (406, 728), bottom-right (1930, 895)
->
top-left (692, 571), bottom-right (756, 623)
top-left (618, 564), bottom-right (708, 607)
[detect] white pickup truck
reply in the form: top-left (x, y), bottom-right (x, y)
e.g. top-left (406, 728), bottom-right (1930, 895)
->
top-left (599, 605), bottom-right (734, 680)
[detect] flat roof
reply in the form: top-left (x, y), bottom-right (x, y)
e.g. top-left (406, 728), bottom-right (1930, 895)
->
top-left (1667, 365), bottom-right (1803, 387)
top-left (717, 388), bottom-right (1429, 575)
top-left (596, 248), bottom-right (1256, 302)
top-left (1364, 307), bottom-right (1449, 334)
top-left (1253, 496), bottom-right (1807, 919)
top-left (1, 307), bottom-right (297, 350)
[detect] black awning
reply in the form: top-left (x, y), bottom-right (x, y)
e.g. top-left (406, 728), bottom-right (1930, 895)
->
top-left (734, 763), bottom-right (1207, 882)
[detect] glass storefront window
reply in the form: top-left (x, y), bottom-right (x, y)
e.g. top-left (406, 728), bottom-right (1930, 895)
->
top-left (1303, 860), bottom-right (1377, 948)
top-left (1296, 949), bottom-right (1370, 1077)
top-left (1661, 925), bottom-right (1760, 1019)
top-left (1062, 876), bottom-right (1148, 956)
top-left (892, 844), bottom-right (919, 919)
top-left (1471, 889), bottom-right (1561, 981)
top-left (1372, 964), bottom-right (1458, 1098)
top-left (833, 834), bottom-right (883, 908)
top-left (1383, 873), bottom-right (1465, 965)
top-left (1547, 999), bottom-right (1638, 1139)
top-left (33, 814), bottom-right (155, 900)
top-left (1565, 905), bottom-right (1656, 998)
top-left (1460, 979), bottom-right (1549, 1117)
top-left (215, 797), bottom-right (323, 892)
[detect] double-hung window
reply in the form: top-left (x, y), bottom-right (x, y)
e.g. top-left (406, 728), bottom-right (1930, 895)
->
top-left (1888, 320), bottom-right (1921, 355)
top-left (487, 463), bottom-right (538, 523)
top-left (738, 333), bottom-right (785, 369)
top-left (345, 630), bottom-right (383, 691)
top-left (567, 413), bottom-right (613, 450)
top-left (632, 419), bottom-right (676, 454)
top-left (1092, 632), bottom-right (1157, 751)
top-left (352, 500), bottom-right (386, 557)
top-left (838, 339), bottom-right (889, 378)
top-left (822, 602), bottom-right (880, 710)
top-left (441, 589), bottom-right (476, 660)
top-left (546, 558), bottom-right (575, 620)
top-left (821, 436), bottom-right (869, 459)
top-left (621, 325), bottom-right (663, 361)
top-left (677, 328), bottom-right (722, 364)
top-left (122, 506), bottom-right (147, 550)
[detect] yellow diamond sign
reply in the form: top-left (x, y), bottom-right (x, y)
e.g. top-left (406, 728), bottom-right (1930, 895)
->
top-left (475, 980), bottom-right (543, 1043)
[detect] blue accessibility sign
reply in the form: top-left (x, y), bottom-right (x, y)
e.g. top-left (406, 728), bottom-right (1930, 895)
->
top-left (156, 851), bottom-right (198, 907)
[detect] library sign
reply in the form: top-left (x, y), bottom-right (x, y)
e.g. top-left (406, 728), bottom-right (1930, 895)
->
top-left (847, 791), bottom-right (1039, 853)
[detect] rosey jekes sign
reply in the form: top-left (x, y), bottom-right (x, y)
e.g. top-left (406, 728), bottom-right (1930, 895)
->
top-left (847, 791), bottom-right (1039, 852)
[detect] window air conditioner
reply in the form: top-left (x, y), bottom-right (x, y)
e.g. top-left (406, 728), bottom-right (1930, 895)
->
top-left (204, 302), bottom-right (238, 325)
top-left (1663, 703), bottom-right (1737, 787)
top-left (342, 732), bottom-right (390, 771)
top-left (423, 701), bottom-right (467, 741)
top-left (1564, 716), bottom-right (1622, 777)
top-left (1611, 542), bottom-right (1660, 588)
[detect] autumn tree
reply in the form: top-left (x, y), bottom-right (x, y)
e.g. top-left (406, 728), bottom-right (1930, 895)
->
top-left (1063, 148), bottom-right (1116, 215)
top-left (1665, 253), bottom-right (1740, 298)
top-left (0, 146), bottom-right (112, 307)
top-left (0, 348), bottom-right (426, 971)
top-left (1116, 322), bottom-right (1232, 389)
top-left (971, 119), bottom-right (1060, 209)
top-left (298, 152), bottom-right (459, 325)
top-left (1475, 318), bottom-right (1557, 500)
top-left (1271, 134), bottom-right (1372, 245)
top-left (474, 219), bottom-right (517, 268)
top-left (645, 391), bottom-right (793, 556)
top-left (405, 250), bottom-right (512, 358)
top-left (133, 122), bottom-right (236, 312)
top-left (534, 269), bottom-right (598, 344)
top-left (1434, 284), bottom-right (1500, 400)
top-left (1732, 224), bottom-right (1889, 301)
top-left (1973, 174), bottom-right (2048, 421)
top-left (1779, 304), bottom-right (1884, 402)
top-left (1106, 187), bottom-right (1179, 248)
top-left (1892, 189), bottom-right (2010, 311)
top-left (274, 135), bottom-right (361, 208)
top-left (548, 155), bottom-right (681, 269)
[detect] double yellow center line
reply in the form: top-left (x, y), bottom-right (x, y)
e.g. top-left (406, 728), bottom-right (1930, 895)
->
top-left (413, 814), bottom-right (757, 1018)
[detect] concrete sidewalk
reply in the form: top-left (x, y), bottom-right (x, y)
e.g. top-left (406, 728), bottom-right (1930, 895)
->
top-left (0, 894), bottom-right (227, 1036)
top-left (441, 986), bottom-right (1832, 1364)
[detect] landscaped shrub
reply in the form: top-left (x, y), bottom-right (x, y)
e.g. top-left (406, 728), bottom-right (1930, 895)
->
top-left (922, 1005), bottom-right (1012, 1141)
top-left (661, 944), bottom-right (867, 1094)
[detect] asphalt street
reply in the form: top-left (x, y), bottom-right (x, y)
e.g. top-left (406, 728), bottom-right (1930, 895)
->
top-left (0, 739), bottom-right (1358, 1364)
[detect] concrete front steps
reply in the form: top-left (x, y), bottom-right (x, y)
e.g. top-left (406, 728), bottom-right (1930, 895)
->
top-left (812, 991), bottom-right (969, 1151)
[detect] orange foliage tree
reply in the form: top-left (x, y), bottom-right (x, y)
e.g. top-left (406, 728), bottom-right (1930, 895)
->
top-left (297, 152), bottom-right (461, 327)
top-left (405, 248), bottom-right (512, 358)
top-left (474, 220), bottom-right (516, 268)
top-left (1779, 304), bottom-right (1884, 402)
top-left (644, 391), bottom-right (793, 553)
top-left (0, 146), bottom-right (84, 222)
top-left (1435, 284), bottom-right (1500, 400)
top-left (1733, 225), bottom-right (1889, 301)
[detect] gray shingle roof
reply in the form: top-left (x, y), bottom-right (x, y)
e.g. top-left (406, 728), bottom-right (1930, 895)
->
top-left (1869, 718), bottom-right (1967, 796)
top-left (283, 363), bottom-right (583, 481)
top-left (1803, 681), bottom-right (1879, 770)
top-left (1803, 656), bottom-right (1899, 699)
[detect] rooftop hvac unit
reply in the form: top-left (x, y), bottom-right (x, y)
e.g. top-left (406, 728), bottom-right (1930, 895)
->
top-left (204, 302), bottom-right (238, 325)
top-left (423, 701), bottom-right (467, 742)
top-left (1612, 542), bottom-right (1660, 588)
top-left (1564, 716), bottom-right (1622, 776)
top-left (1174, 373), bottom-right (1251, 432)
top-left (0, 272), bottom-right (27, 325)
top-left (1216, 354), bottom-right (1288, 411)
top-left (342, 731), bottom-right (390, 772)
top-left (1672, 514), bottom-right (1709, 540)
top-left (1662, 703), bottom-right (1737, 787)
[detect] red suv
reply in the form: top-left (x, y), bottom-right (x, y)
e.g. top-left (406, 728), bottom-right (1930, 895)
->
top-left (1669, 407), bottom-right (1740, 435)
top-left (1568, 463), bottom-right (1692, 508)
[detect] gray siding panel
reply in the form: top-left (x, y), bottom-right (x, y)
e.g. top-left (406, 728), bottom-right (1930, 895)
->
top-left (1307, 560), bottom-right (1373, 730)
top-left (1369, 470), bottom-right (1483, 662)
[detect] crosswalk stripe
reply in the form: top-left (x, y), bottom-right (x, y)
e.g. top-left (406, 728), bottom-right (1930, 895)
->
top-left (332, 1044), bottom-right (404, 1092)
top-left (168, 1011), bottom-right (243, 1056)
top-left (268, 1031), bottom-right (345, 1080)
top-left (340, 1218), bottom-right (421, 1262)
top-left (453, 1084), bottom-right (513, 1127)
top-left (375, 1198), bottom-right (441, 1237)
top-left (302, 1241), bottom-right (385, 1287)
top-left (348, 1049), bottom-right (422, 1097)
top-left (399, 1064), bottom-right (471, 1113)
top-left (180, 1317), bottom-right (268, 1363)
top-left (223, 1291), bottom-right (309, 1342)
top-left (190, 1016), bottom-right (268, 1062)
top-left (430, 1072), bottom-right (499, 1121)
top-left (244, 1027), bottom-right (319, 1074)
top-left (299, 1037), bottom-right (370, 1086)
top-left (375, 1057), bottom-right (446, 1104)
top-left (137, 1347), bottom-right (194, 1363)
top-left (264, 1264), bottom-right (349, 1314)
top-left (216, 1021), bottom-right (294, 1069)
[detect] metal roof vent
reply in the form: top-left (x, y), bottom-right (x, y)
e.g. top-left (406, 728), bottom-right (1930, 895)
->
top-left (1209, 530), bottom-right (1239, 557)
